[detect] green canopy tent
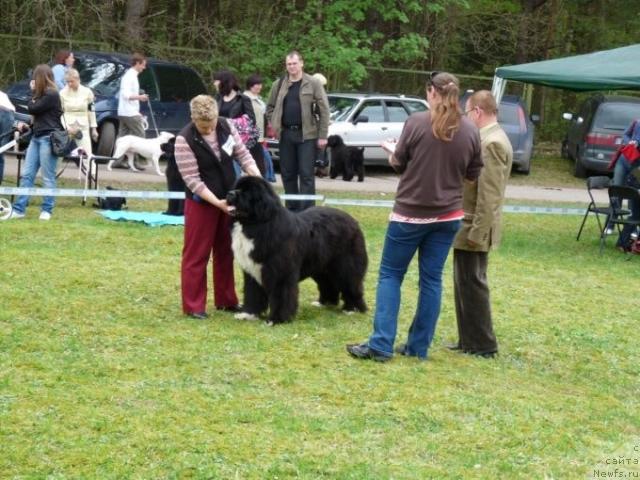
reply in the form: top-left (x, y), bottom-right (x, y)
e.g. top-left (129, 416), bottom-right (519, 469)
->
top-left (491, 44), bottom-right (640, 102)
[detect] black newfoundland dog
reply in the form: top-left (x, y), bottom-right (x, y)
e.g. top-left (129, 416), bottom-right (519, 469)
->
top-left (227, 176), bottom-right (368, 325)
top-left (328, 134), bottom-right (365, 182)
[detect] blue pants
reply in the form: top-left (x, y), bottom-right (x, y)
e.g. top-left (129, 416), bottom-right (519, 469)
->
top-left (368, 220), bottom-right (461, 359)
top-left (262, 145), bottom-right (276, 182)
top-left (12, 135), bottom-right (58, 215)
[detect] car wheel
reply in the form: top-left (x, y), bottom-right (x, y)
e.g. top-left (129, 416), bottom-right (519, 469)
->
top-left (517, 161), bottom-right (531, 175)
top-left (573, 154), bottom-right (587, 178)
top-left (96, 122), bottom-right (117, 157)
top-left (561, 138), bottom-right (569, 159)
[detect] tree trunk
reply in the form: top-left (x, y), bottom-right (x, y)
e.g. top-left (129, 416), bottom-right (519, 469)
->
top-left (124, 0), bottom-right (149, 50)
top-left (516, 0), bottom-right (548, 63)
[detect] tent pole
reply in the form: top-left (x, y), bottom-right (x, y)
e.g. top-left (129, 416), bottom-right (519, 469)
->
top-left (491, 75), bottom-right (506, 104)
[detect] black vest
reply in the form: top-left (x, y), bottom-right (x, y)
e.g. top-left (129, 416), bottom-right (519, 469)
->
top-left (179, 118), bottom-right (236, 200)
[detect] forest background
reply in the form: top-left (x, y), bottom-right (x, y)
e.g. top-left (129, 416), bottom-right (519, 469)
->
top-left (0, 0), bottom-right (638, 142)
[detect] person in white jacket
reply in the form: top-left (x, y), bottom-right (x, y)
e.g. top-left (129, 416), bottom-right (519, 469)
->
top-left (60, 68), bottom-right (99, 178)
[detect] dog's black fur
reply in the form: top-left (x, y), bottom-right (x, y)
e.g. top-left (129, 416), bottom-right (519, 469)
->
top-left (328, 135), bottom-right (365, 182)
top-left (227, 176), bottom-right (368, 324)
top-left (160, 138), bottom-right (185, 216)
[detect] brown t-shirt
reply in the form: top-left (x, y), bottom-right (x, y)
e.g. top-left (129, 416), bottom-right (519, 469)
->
top-left (392, 111), bottom-right (483, 218)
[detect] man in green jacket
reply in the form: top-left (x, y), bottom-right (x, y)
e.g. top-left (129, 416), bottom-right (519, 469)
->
top-left (266, 50), bottom-right (329, 211)
top-left (450, 90), bottom-right (513, 358)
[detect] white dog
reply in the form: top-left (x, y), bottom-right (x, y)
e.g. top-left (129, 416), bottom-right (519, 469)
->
top-left (107, 131), bottom-right (175, 176)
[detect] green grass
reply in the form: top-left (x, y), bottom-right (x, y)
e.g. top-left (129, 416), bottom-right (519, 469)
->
top-left (1, 192), bottom-right (638, 479)
top-left (508, 141), bottom-right (585, 189)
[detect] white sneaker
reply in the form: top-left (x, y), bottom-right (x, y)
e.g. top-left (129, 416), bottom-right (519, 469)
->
top-left (39, 211), bottom-right (51, 221)
top-left (605, 227), bottom-right (614, 235)
top-left (9, 210), bottom-right (25, 219)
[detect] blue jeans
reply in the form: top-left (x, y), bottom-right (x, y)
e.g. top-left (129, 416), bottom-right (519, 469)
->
top-left (368, 220), bottom-right (461, 359)
top-left (262, 145), bottom-right (276, 182)
top-left (615, 165), bottom-right (640, 248)
top-left (613, 155), bottom-right (635, 186)
top-left (12, 134), bottom-right (58, 214)
top-left (0, 109), bottom-right (15, 185)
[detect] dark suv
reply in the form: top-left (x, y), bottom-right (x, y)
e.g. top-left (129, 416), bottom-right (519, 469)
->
top-left (562, 94), bottom-right (640, 177)
top-left (461, 93), bottom-right (537, 174)
top-left (4, 51), bottom-right (207, 156)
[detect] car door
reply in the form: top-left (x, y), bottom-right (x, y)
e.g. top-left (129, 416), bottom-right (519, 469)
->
top-left (147, 64), bottom-right (193, 135)
top-left (334, 99), bottom-right (387, 162)
top-left (567, 98), bottom-right (594, 155)
top-left (384, 99), bottom-right (414, 142)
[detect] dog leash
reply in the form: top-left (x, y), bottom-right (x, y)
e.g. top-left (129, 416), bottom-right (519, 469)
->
top-left (140, 89), bottom-right (160, 137)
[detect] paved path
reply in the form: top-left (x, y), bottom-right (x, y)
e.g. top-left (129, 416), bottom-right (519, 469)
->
top-left (2, 157), bottom-right (600, 204)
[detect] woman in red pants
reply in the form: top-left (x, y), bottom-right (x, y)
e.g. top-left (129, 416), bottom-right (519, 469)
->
top-left (175, 94), bottom-right (261, 319)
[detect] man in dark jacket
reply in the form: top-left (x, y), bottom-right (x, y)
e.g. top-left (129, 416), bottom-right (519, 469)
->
top-left (266, 50), bottom-right (329, 211)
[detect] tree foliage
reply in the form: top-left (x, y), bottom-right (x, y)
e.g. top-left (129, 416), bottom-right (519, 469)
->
top-left (0, 0), bottom-right (638, 140)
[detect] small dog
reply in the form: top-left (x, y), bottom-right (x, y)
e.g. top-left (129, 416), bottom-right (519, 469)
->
top-left (327, 135), bottom-right (365, 182)
top-left (107, 131), bottom-right (174, 175)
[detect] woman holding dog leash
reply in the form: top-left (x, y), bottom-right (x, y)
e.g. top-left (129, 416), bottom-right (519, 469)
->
top-left (347, 71), bottom-right (483, 362)
top-left (10, 64), bottom-right (64, 221)
top-left (175, 94), bottom-right (261, 319)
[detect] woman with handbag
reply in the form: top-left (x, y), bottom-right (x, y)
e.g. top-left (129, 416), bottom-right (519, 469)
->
top-left (213, 70), bottom-right (265, 175)
top-left (60, 68), bottom-right (99, 178)
top-left (611, 120), bottom-right (640, 187)
top-left (10, 64), bottom-right (64, 221)
top-left (607, 119), bottom-right (640, 242)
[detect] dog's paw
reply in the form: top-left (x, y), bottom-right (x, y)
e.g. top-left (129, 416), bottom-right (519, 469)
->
top-left (311, 301), bottom-right (323, 308)
top-left (235, 312), bottom-right (257, 321)
top-left (343, 310), bottom-right (356, 316)
top-left (266, 320), bottom-right (274, 327)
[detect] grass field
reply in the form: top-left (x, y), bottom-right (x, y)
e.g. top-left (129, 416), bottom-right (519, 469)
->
top-left (1, 183), bottom-right (639, 478)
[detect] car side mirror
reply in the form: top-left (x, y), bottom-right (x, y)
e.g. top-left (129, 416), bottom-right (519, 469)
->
top-left (530, 114), bottom-right (540, 124)
top-left (576, 116), bottom-right (584, 125)
top-left (353, 115), bottom-right (369, 124)
top-left (562, 112), bottom-right (573, 121)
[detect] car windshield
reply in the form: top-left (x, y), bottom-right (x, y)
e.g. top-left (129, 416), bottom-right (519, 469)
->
top-left (75, 57), bottom-right (128, 97)
top-left (594, 102), bottom-right (640, 131)
top-left (328, 96), bottom-right (359, 121)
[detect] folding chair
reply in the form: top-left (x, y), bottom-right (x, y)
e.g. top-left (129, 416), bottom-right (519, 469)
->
top-left (600, 185), bottom-right (640, 254)
top-left (576, 176), bottom-right (612, 241)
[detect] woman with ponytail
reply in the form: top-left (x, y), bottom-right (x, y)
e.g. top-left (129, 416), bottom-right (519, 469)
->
top-left (347, 72), bottom-right (484, 362)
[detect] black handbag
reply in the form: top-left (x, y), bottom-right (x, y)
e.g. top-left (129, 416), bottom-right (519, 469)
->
top-left (50, 113), bottom-right (82, 157)
top-left (49, 129), bottom-right (78, 157)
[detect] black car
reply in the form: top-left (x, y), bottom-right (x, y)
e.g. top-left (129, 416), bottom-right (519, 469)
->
top-left (4, 51), bottom-right (207, 156)
top-left (562, 94), bottom-right (640, 177)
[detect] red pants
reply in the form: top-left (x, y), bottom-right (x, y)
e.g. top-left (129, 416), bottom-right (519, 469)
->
top-left (181, 198), bottom-right (238, 314)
